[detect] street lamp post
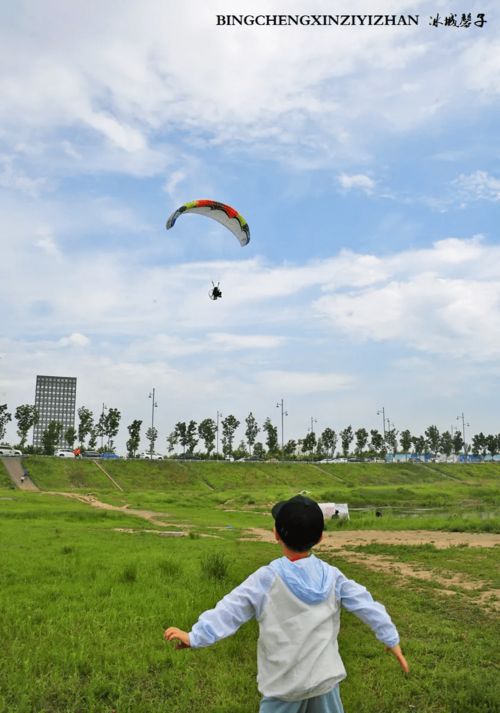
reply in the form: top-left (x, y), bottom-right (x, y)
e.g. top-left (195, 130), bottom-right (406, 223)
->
top-left (216, 410), bottom-right (223, 460)
top-left (276, 399), bottom-right (288, 454)
top-left (100, 403), bottom-right (107, 450)
top-left (148, 389), bottom-right (158, 455)
top-left (377, 407), bottom-right (386, 438)
top-left (310, 417), bottom-right (317, 433)
top-left (456, 412), bottom-right (470, 458)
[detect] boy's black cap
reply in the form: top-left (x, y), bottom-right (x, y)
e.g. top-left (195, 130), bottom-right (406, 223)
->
top-left (272, 495), bottom-right (324, 552)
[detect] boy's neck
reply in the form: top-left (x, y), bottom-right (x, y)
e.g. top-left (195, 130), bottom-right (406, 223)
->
top-left (283, 548), bottom-right (311, 562)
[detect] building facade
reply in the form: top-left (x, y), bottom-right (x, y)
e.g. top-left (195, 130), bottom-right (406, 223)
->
top-left (33, 375), bottom-right (77, 448)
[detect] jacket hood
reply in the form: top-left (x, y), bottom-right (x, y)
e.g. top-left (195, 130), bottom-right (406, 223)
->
top-left (270, 555), bottom-right (334, 604)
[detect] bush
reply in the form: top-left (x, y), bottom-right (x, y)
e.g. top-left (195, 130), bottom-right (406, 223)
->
top-left (201, 552), bottom-right (229, 581)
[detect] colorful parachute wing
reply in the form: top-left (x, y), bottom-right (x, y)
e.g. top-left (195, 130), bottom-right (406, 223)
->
top-left (166, 199), bottom-right (250, 246)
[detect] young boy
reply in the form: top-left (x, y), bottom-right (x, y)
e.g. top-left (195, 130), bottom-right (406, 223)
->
top-left (164, 495), bottom-right (409, 712)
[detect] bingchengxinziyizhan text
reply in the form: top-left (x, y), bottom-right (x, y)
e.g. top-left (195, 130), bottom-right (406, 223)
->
top-left (215, 13), bottom-right (488, 28)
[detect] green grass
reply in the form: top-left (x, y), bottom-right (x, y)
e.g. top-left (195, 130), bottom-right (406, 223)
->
top-left (343, 543), bottom-right (500, 590)
top-left (0, 459), bottom-right (499, 711)
top-left (0, 497), bottom-right (498, 713)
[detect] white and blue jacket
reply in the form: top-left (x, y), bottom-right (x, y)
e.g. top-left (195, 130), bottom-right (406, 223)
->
top-left (189, 555), bottom-right (399, 702)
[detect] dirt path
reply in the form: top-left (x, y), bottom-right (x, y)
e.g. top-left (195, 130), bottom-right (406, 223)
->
top-left (0, 457), bottom-right (39, 491)
top-left (43, 492), bottom-right (188, 528)
top-left (244, 528), bottom-right (500, 549)
top-left (34, 493), bottom-right (499, 608)
top-left (244, 528), bottom-right (500, 611)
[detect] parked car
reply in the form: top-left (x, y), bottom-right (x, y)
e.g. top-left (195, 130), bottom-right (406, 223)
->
top-left (82, 450), bottom-right (100, 458)
top-left (100, 452), bottom-right (120, 459)
top-left (139, 452), bottom-right (163, 460)
top-left (55, 449), bottom-right (75, 458)
top-left (0, 446), bottom-right (19, 456)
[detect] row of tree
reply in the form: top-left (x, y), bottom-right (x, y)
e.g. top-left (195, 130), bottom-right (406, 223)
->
top-left (1, 403), bottom-right (499, 460)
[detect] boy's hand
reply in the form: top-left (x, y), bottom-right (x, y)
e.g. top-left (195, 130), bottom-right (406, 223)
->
top-left (386, 644), bottom-right (409, 673)
top-left (164, 627), bottom-right (190, 649)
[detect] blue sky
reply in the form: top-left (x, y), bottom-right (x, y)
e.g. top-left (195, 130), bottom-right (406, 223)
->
top-left (1, 1), bottom-right (499, 452)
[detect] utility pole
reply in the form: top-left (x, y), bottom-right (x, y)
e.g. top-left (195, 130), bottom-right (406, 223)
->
top-left (456, 412), bottom-right (470, 458)
top-left (100, 403), bottom-right (107, 450)
top-left (276, 399), bottom-right (288, 454)
top-left (148, 389), bottom-right (158, 455)
top-left (377, 407), bottom-right (387, 438)
top-left (216, 410), bottom-right (222, 460)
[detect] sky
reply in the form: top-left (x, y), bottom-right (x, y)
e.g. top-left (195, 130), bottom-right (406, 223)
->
top-left (1, 0), bottom-right (499, 453)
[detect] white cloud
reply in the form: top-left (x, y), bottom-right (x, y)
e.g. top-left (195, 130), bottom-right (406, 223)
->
top-left (314, 238), bottom-right (500, 361)
top-left (1, 0), bottom-right (499, 178)
top-left (337, 173), bottom-right (375, 194)
top-left (256, 370), bottom-right (354, 395)
top-left (453, 170), bottom-right (500, 202)
top-left (58, 333), bottom-right (90, 348)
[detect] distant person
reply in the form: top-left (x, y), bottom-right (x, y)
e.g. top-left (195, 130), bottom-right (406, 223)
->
top-left (164, 495), bottom-right (408, 712)
top-left (376, 510), bottom-right (383, 518)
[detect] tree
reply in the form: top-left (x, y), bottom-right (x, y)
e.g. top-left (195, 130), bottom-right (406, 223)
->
top-left (425, 425), bottom-right (440, 456)
top-left (486, 434), bottom-right (500, 460)
top-left (321, 428), bottom-right (337, 458)
top-left (301, 431), bottom-right (316, 455)
top-left (411, 435), bottom-right (427, 459)
top-left (452, 430), bottom-right (464, 455)
top-left (385, 427), bottom-right (399, 455)
top-left (15, 404), bottom-right (39, 448)
top-left (41, 420), bottom-right (62, 455)
top-left (64, 426), bottom-right (77, 449)
top-left (166, 430), bottom-right (178, 455)
top-left (399, 429), bottom-right (412, 459)
top-left (440, 431), bottom-right (453, 458)
top-left (245, 412), bottom-right (260, 455)
top-left (232, 440), bottom-right (248, 460)
top-left (0, 404), bottom-right (12, 442)
top-left (262, 417), bottom-right (278, 455)
top-left (370, 429), bottom-right (384, 456)
top-left (222, 415), bottom-right (240, 456)
top-left (95, 411), bottom-right (107, 450)
top-left (339, 426), bottom-right (353, 457)
top-left (471, 432), bottom-right (487, 457)
top-left (198, 418), bottom-right (217, 456)
top-left (283, 439), bottom-right (297, 458)
top-left (103, 408), bottom-right (121, 451)
top-left (174, 422), bottom-right (188, 454)
top-left (315, 436), bottom-right (326, 458)
top-left (253, 442), bottom-right (265, 459)
top-left (77, 407), bottom-right (94, 448)
top-left (88, 429), bottom-right (98, 450)
top-left (354, 427), bottom-right (369, 455)
top-left (186, 420), bottom-right (198, 454)
top-left (126, 420), bottom-right (142, 458)
top-left (146, 426), bottom-right (158, 455)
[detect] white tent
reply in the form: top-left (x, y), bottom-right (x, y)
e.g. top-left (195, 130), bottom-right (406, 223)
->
top-left (318, 503), bottom-right (350, 520)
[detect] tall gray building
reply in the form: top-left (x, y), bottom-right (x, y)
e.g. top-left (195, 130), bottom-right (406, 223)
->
top-left (33, 375), bottom-right (77, 448)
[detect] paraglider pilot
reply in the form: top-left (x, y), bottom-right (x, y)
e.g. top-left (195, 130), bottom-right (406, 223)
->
top-left (210, 282), bottom-right (222, 300)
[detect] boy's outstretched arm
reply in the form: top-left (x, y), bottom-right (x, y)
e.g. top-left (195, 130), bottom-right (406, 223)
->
top-left (386, 644), bottom-right (409, 673)
top-left (164, 627), bottom-right (190, 649)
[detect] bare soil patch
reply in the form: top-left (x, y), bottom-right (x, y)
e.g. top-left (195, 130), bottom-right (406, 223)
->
top-left (244, 528), bottom-right (500, 549)
top-left (244, 528), bottom-right (500, 612)
top-left (44, 492), bottom-right (188, 528)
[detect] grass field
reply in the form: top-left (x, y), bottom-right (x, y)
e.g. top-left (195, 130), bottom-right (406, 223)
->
top-left (0, 458), bottom-right (498, 712)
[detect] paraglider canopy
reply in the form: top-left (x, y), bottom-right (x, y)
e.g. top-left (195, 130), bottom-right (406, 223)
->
top-left (166, 199), bottom-right (250, 247)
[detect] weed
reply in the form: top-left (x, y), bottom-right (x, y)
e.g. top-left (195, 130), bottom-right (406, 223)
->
top-left (120, 562), bottom-right (137, 583)
top-left (201, 552), bottom-right (229, 581)
top-left (158, 559), bottom-right (182, 578)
